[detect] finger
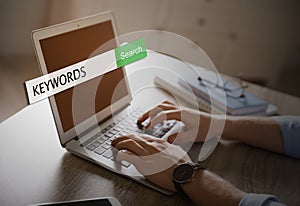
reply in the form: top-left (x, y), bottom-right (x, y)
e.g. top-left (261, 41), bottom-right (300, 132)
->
top-left (161, 100), bottom-right (176, 106)
top-left (139, 134), bottom-right (155, 141)
top-left (137, 104), bottom-right (174, 125)
top-left (167, 133), bottom-right (178, 143)
top-left (114, 134), bottom-right (163, 155)
top-left (114, 138), bottom-right (149, 156)
top-left (112, 134), bottom-right (154, 149)
top-left (116, 150), bottom-right (140, 165)
top-left (137, 102), bottom-right (178, 124)
top-left (146, 110), bottom-right (182, 129)
top-left (167, 132), bottom-right (190, 144)
top-left (125, 135), bottom-right (160, 153)
top-left (112, 135), bottom-right (129, 146)
top-left (167, 130), bottom-right (199, 144)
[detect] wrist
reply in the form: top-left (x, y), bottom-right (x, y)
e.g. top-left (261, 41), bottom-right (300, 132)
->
top-left (200, 114), bottom-right (229, 142)
top-left (182, 169), bottom-right (246, 205)
top-left (181, 167), bottom-right (205, 192)
top-left (221, 116), bottom-right (236, 141)
top-left (172, 162), bottom-right (205, 194)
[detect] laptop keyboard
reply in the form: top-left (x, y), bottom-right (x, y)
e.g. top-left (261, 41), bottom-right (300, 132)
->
top-left (80, 108), bottom-right (177, 168)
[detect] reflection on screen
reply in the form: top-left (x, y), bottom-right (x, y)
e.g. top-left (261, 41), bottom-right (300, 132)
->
top-left (40, 20), bottom-right (128, 132)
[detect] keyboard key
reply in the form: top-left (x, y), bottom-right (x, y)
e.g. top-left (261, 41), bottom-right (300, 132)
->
top-left (103, 150), bottom-right (113, 159)
top-left (102, 135), bottom-right (110, 140)
top-left (118, 124), bottom-right (126, 129)
top-left (102, 143), bottom-right (111, 150)
top-left (105, 132), bottom-right (114, 138)
top-left (96, 138), bottom-right (105, 144)
top-left (114, 118), bottom-right (122, 123)
top-left (118, 131), bottom-right (127, 136)
top-left (110, 129), bottom-right (118, 134)
top-left (124, 128), bottom-right (133, 134)
top-left (91, 141), bottom-right (101, 148)
top-left (105, 139), bottom-right (112, 144)
top-left (86, 144), bottom-right (97, 151)
top-left (121, 161), bottom-right (131, 168)
top-left (94, 147), bottom-right (106, 155)
top-left (114, 126), bottom-right (122, 131)
top-left (81, 135), bottom-right (97, 147)
top-left (101, 127), bottom-right (109, 133)
top-left (135, 128), bottom-right (144, 133)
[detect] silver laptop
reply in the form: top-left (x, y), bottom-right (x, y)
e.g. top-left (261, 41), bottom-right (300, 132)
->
top-left (32, 11), bottom-right (177, 194)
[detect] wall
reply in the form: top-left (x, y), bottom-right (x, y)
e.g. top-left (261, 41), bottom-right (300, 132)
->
top-left (0, 0), bottom-right (48, 56)
top-left (1, 0), bottom-right (300, 95)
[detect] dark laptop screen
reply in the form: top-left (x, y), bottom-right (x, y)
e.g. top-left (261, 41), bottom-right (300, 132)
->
top-left (40, 20), bottom-right (129, 132)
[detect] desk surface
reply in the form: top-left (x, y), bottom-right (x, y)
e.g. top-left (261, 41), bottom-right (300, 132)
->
top-left (1, 52), bottom-right (300, 206)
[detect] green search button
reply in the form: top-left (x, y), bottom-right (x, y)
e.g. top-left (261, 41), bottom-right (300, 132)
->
top-left (114, 38), bottom-right (147, 68)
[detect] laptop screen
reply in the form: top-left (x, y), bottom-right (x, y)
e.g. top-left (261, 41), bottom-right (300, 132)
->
top-left (39, 20), bottom-right (129, 133)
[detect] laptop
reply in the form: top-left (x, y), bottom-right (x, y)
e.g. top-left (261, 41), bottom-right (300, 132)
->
top-left (32, 11), bottom-right (178, 194)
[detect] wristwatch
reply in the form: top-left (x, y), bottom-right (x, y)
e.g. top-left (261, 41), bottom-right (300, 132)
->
top-left (172, 162), bottom-right (205, 194)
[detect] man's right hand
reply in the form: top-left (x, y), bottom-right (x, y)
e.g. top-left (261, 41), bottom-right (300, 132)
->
top-left (137, 100), bottom-right (214, 144)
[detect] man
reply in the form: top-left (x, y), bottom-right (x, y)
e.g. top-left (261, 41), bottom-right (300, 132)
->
top-left (111, 101), bottom-right (300, 205)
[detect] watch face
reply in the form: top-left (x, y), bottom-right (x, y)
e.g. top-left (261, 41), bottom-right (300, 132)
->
top-left (173, 163), bottom-right (194, 183)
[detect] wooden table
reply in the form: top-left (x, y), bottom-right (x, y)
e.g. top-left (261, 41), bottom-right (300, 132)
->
top-left (1, 52), bottom-right (299, 206)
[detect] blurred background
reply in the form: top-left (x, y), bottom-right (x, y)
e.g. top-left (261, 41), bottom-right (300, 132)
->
top-left (0, 0), bottom-right (300, 122)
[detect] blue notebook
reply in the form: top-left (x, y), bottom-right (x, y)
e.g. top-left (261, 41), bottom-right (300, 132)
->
top-left (178, 77), bottom-right (268, 115)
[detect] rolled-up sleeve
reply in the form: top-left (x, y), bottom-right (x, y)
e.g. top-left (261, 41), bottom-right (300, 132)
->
top-left (239, 194), bottom-right (285, 206)
top-left (273, 116), bottom-right (300, 159)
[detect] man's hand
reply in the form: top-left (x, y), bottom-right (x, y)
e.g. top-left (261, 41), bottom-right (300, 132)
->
top-left (111, 134), bottom-right (191, 191)
top-left (112, 134), bottom-right (246, 206)
top-left (137, 100), bottom-right (213, 144)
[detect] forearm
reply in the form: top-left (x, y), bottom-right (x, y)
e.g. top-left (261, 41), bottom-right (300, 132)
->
top-left (183, 169), bottom-right (245, 205)
top-left (221, 116), bottom-right (283, 153)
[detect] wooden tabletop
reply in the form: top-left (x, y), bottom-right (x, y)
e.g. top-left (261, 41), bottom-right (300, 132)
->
top-left (1, 52), bottom-right (299, 206)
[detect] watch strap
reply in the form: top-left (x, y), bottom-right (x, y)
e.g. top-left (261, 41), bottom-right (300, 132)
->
top-left (173, 179), bottom-right (185, 193)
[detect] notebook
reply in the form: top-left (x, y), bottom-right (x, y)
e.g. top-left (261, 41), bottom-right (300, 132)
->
top-left (154, 75), bottom-right (277, 116)
top-left (178, 76), bottom-right (269, 115)
top-left (32, 11), bottom-right (180, 195)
